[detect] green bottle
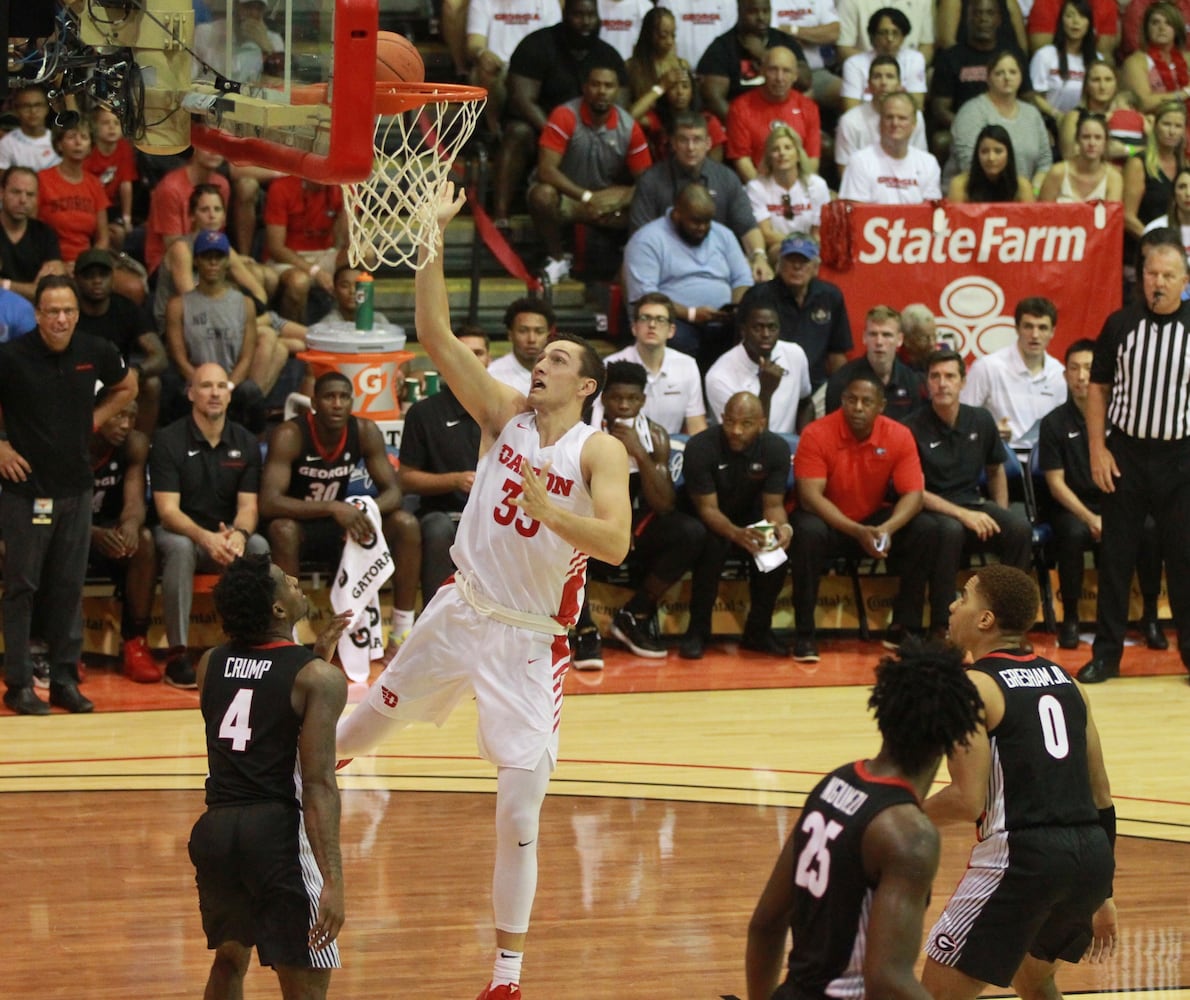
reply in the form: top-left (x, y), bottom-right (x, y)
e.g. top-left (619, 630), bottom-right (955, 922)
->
top-left (354, 272), bottom-right (374, 331)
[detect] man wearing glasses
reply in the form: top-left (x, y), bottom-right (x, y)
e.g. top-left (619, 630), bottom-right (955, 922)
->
top-left (594, 292), bottom-right (707, 434)
top-left (0, 274), bottom-right (136, 714)
top-left (629, 111), bottom-right (772, 283)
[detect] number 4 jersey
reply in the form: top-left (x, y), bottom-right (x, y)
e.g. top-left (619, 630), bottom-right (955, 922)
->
top-left (201, 641), bottom-right (316, 808)
top-left (451, 412), bottom-right (596, 624)
top-left (780, 761), bottom-right (921, 999)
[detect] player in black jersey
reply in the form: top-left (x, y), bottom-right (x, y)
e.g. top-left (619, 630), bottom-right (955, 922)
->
top-left (259, 371), bottom-right (421, 644)
top-left (747, 639), bottom-right (983, 1000)
top-left (923, 564), bottom-right (1117, 1000)
top-left (189, 554), bottom-right (349, 1000)
top-left (87, 395), bottom-right (159, 682)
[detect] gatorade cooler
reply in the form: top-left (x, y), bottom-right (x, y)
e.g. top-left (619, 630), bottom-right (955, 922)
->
top-left (300, 320), bottom-right (412, 422)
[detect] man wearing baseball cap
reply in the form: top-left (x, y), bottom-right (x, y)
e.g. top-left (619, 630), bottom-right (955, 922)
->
top-left (162, 229), bottom-right (270, 432)
top-left (736, 234), bottom-right (853, 410)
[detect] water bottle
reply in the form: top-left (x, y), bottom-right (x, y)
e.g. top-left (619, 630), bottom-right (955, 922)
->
top-left (354, 272), bottom-right (375, 332)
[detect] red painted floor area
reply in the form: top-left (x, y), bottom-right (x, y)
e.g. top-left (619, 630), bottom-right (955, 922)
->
top-left (6, 625), bottom-right (1185, 715)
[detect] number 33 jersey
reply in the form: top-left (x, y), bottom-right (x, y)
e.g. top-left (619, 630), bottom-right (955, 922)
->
top-left (782, 761), bottom-right (921, 998)
top-left (452, 412), bottom-right (597, 625)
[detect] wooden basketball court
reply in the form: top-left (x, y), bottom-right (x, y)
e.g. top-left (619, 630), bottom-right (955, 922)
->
top-left (2, 633), bottom-right (1187, 998)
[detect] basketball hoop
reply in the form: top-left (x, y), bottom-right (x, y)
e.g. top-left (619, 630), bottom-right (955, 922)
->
top-left (343, 81), bottom-right (487, 270)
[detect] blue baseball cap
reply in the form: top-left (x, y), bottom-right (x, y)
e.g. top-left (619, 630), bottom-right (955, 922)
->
top-left (779, 235), bottom-right (820, 260)
top-left (193, 229), bottom-right (231, 255)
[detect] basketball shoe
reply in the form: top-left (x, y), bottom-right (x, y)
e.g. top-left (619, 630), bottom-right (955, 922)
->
top-left (122, 637), bottom-right (163, 684)
top-left (476, 983), bottom-right (521, 1000)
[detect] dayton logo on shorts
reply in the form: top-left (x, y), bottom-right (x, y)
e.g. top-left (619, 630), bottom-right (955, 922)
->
top-left (380, 686), bottom-right (399, 708)
top-left (933, 933), bottom-right (958, 953)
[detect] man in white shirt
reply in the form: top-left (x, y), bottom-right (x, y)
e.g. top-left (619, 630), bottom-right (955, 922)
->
top-left (666, 0), bottom-right (737, 66)
top-left (593, 292), bottom-right (708, 434)
top-left (465, 0), bottom-right (563, 128)
top-left (961, 296), bottom-right (1067, 450)
top-left (772, 0), bottom-right (843, 109)
top-left (835, 55), bottom-right (927, 176)
top-left (487, 296), bottom-right (554, 395)
top-left (837, 0), bottom-right (935, 62)
top-left (839, 91), bottom-right (941, 204)
top-left (705, 293), bottom-right (812, 433)
top-left (597, 0), bottom-right (655, 60)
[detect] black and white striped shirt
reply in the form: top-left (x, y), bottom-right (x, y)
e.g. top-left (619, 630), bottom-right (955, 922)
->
top-left (1091, 302), bottom-right (1190, 440)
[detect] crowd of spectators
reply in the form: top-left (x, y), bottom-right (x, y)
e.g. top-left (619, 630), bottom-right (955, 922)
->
top-left (5, 0), bottom-right (1189, 718)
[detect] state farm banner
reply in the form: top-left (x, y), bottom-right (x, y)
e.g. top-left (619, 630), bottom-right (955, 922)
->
top-left (819, 202), bottom-right (1123, 360)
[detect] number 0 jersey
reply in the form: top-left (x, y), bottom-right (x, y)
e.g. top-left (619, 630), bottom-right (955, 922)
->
top-left (451, 412), bottom-right (596, 625)
top-left (287, 412), bottom-right (362, 503)
top-left (778, 761), bottom-right (920, 1000)
top-left (201, 641), bottom-right (316, 808)
top-left (970, 651), bottom-right (1098, 839)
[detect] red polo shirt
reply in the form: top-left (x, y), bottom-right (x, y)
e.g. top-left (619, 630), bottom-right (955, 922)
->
top-left (793, 409), bottom-right (923, 522)
top-left (726, 86), bottom-right (822, 163)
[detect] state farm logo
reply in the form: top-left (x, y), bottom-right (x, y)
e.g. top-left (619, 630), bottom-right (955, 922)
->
top-left (934, 276), bottom-right (1017, 358)
top-left (857, 205), bottom-right (1107, 266)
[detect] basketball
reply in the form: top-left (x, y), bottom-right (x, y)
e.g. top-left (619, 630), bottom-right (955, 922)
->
top-left (376, 30), bottom-right (425, 84)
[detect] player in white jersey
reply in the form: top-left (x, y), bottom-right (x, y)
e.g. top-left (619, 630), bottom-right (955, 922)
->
top-left (336, 182), bottom-right (631, 1000)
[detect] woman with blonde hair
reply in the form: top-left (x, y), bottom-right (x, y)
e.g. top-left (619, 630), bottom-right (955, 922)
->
top-left (1039, 110), bottom-right (1124, 201)
top-left (1123, 98), bottom-right (1186, 240)
top-left (1058, 61), bottom-right (1145, 162)
top-left (745, 126), bottom-right (830, 263)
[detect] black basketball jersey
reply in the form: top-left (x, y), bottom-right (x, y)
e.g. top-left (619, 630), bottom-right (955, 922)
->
top-left (201, 641), bottom-right (316, 808)
top-left (91, 443), bottom-right (128, 526)
top-left (970, 652), bottom-right (1098, 838)
top-left (777, 761), bottom-right (920, 1000)
top-left (287, 412), bottom-right (362, 503)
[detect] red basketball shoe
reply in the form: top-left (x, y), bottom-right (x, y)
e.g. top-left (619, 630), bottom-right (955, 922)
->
top-left (476, 983), bottom-right (521, 1000)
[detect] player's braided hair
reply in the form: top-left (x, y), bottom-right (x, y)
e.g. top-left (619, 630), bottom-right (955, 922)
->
top-left (213, 554), bottom-right (276, 643)
top-left (869, 637), bottom-right (983, 775)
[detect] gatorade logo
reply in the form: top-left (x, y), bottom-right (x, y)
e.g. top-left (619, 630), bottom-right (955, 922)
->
top-left (356, 365), bottom-right (388, 397)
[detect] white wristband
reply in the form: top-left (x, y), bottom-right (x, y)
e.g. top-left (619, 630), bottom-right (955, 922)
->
top-left (581, 189), bottom-right (593, 204)
top-left (309, 264), bottom-right (320, 276)
top-left (651, 83), bottom-right (665, 97)
top-left (687, 306), bottom-right (696, 322)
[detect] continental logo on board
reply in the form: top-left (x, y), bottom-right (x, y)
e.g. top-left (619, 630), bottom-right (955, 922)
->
top-left (857, 216), bottom-right (1088, 265)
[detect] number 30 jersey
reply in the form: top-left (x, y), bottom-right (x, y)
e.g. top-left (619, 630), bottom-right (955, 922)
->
top-left (287, 412), bottom-right (362, 503)
top-left (969, 652), bottom-right (1098, 839)
top-left (780, 761), bottom-right (920, 1000)
top-left (451, 412), bottom-right (596, 626)
top-left (201, 641), bottom-right (316, 808)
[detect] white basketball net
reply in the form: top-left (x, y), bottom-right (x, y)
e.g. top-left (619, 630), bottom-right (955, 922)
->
top-left (343, 88), bottom-right (487, 270)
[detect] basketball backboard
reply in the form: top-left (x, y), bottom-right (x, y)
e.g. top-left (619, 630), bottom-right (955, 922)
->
top-left (66, 0), bottom-right (379, 182)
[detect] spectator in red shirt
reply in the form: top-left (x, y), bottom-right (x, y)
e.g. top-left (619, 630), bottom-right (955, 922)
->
top-left (263, 175), bottom-right (346, 322)
top-left (84, 108), bottom-right (137, 252)
top-left (790, 370), bottom-right (931, 658)
top-left (527, 61), bottom-right (652, 281)
top-left (144, 149), bottom-right (230, 275)
top-left (726, 45), bottom-right (821, 181)
top-left (37, 121), bottom-right (110, 267)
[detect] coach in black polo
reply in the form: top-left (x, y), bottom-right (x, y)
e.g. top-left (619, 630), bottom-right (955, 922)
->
top-left (150, 361), bottom-right (269, 688)
top-left (902, 348), bottom-right (1032, 638)
top-left (0, 274), bottom-right (136, 715)
top-left (1081, 228), bottom-right (1190, 683)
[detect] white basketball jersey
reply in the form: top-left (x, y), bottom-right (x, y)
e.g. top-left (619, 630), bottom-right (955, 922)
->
top-left (451, 413), bottom-right (596, 625)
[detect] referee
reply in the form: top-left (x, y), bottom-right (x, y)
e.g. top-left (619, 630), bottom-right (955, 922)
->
top-left (1081, 227), bottom-right (1190, 683)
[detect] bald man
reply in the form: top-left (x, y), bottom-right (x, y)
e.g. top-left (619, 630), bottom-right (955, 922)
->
top-left (623, 184), bottom-right (754, 370)
top-left (678, 391), bottom-right (794, 659)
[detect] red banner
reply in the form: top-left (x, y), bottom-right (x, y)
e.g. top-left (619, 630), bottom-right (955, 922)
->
top-left (819, 201), bottom-right (1123, 360)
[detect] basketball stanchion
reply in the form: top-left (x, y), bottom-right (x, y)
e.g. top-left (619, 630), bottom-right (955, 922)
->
top-left (342, 82), bottom-right (487, 270)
